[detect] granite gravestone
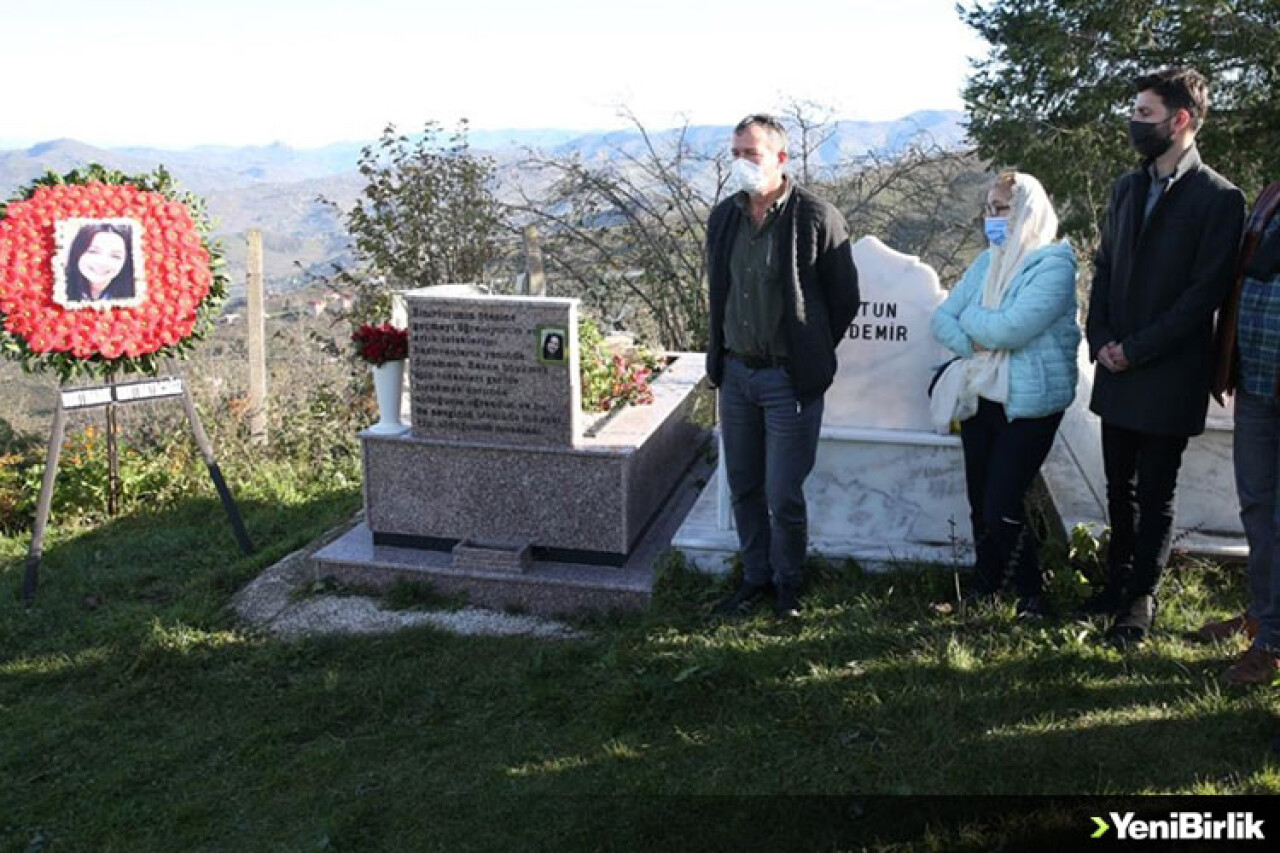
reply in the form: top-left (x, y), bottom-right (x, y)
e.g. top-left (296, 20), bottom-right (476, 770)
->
top-left (314, 287), bottom-right (713, 615)
top-left (675, 235), bottom-right (973, 570)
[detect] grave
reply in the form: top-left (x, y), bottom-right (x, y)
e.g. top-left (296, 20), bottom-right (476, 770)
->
top-left (673, 236), bottom-right (974, 571)
top-left (1042, 346), bottom-right (1245, 558)
top-left (312, 287), bottom-right (713, 614)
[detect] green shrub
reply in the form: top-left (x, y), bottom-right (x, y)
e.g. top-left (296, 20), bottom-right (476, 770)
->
top-left (578, 317), bottom-right (661, 413)
top-left (0, 418), bottom-right (41, 532)
top-left (0, 377), bottom-right (371, 533)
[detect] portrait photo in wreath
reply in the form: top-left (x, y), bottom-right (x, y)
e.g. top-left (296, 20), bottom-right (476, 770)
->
top-left (54, 217), bottom-right (147, 309)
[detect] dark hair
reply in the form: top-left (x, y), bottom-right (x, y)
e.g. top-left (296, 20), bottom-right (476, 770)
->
top-left (65, 222), bottom-right (135, 301)
top-left (733, 113), bottom-right (789, 153)
top-left (1133, 67), bottom-right (1209, 130)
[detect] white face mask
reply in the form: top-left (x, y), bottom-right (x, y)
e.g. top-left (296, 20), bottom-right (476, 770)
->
top-left (730, 157), bottom-right (772, 196)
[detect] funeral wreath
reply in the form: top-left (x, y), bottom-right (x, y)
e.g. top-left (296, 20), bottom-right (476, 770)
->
top-left (0, 165), bottom-right (227, 382)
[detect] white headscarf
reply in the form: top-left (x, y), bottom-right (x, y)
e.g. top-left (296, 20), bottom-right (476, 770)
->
top-left (981, 172), bottom-right (1060, 310)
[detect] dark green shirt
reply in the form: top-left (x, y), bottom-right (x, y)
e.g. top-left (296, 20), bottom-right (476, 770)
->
top-left (724, 180), bottom-right (792, 358)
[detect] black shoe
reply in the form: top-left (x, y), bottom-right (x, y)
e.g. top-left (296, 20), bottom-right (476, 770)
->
top-left (774, 584), bottom-right (802, 620)
top-left (1105, 593), bottom-right (1156, 648)
top-left (713, 581), bottom-right (772, 617)
top-left (1016, 595), bottom-right (1048, 621)
top-left (1076, 585), bottom-right (1126, 617)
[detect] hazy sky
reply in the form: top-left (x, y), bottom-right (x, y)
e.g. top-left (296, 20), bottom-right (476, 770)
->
top-left (5, 0), bottom-right (987, 149)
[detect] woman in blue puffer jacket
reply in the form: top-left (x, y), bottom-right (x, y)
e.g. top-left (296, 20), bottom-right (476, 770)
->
top-left (930, 170), bottom-right (1079, 617)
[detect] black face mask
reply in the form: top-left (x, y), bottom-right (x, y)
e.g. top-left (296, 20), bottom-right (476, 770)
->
top-left (1128, 116), bottom-right (1175, 160)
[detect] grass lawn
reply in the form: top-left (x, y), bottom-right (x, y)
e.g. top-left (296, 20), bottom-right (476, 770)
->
top-left (3, 488), bottom-right (1278, 851)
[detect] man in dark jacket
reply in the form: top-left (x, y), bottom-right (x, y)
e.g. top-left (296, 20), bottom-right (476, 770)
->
top-left (708, 114), bottom-right (859, 619)
top-left (1201, 180), bottom-right (1280, 683)
top-left (1084, 68), bottom-right (1246, 645)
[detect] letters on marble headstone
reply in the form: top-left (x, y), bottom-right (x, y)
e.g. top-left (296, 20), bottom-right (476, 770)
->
top-left (846, 300), bottom-right (910, 342)
top-left (823, 236), bottom-right (948, 433)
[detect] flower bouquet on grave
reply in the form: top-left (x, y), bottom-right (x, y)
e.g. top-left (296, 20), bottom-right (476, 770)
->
top-left (352, 323), bottom-right (409, 434)
top-left (352, 323), bottom-right (408, 366)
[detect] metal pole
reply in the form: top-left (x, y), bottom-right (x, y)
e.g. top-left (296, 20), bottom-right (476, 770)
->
top-left (180, 381), bottom-right (254, 555)
top-left (23, 399), bottom-right (68, 604)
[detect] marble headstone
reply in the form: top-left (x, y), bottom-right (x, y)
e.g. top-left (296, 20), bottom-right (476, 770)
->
top-left (406, 290), bottom-right (580, 448)
top-left (824, 236), bottom-right (950, 432)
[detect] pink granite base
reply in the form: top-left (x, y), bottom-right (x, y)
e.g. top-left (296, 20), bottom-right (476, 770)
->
top-left (361, 354), bottom-right (710, 559)
top-left (314, 525), bottom-right (651, 614)
top-left (311, 446), bottom-right (712, 616)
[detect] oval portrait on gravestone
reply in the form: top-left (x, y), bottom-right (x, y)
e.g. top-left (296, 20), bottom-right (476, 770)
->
top-left (538, 326), bottom-right (567, 364)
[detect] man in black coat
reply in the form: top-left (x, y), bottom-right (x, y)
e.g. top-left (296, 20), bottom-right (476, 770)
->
top-left (1084, 68), bottom-right (1246, 645)
top-left (707, 114), bottom-right (860, 619)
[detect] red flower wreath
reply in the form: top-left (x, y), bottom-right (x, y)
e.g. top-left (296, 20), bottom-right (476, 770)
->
top-left (0, 165), bottom-right (226, 381)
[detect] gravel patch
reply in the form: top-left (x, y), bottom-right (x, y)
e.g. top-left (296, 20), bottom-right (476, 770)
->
top-left (268, 597), bottom-right (585, 640)
top-left (232, 536), bottom-right (586, 641)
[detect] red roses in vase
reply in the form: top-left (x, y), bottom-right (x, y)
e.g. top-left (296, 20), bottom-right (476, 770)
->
top-left (352, 323), bottom-right (408, 366)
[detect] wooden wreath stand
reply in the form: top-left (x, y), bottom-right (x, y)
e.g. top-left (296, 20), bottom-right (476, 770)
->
top-left (22, 375), bottom-right (254, 604)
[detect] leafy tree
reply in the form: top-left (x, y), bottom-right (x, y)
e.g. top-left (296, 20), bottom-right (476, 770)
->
top-left (321, 120), bottom-right (502, 323)
top-left (961, 0), bottom-right (1280, 243)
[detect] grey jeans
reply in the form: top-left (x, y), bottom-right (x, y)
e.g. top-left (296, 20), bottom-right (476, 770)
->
top-left (1234, 389), bottom-right (1280, 652)
top-left (718, 356), bottom-right (824, 588)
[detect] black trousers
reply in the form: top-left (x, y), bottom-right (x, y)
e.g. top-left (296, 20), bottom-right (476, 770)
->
top-left (960, 398), bottom-right (1064, 596)
top-left (1101, 422), bottom-right (1189, 597)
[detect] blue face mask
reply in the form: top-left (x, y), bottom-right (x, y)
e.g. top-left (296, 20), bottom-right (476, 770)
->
top-left (984, 216), bottom-right (1009, 247)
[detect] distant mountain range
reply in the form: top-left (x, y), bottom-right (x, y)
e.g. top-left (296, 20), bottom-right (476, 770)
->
top-left (0, 111), bottom-right (967, 297)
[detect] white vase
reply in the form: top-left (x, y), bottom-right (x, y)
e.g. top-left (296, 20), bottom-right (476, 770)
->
top-left (369, 360), bottom-right (407, 434)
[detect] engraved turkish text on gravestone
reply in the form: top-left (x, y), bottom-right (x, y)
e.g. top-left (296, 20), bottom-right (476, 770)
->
top-left (407, 292), bottom-right (580, 447)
